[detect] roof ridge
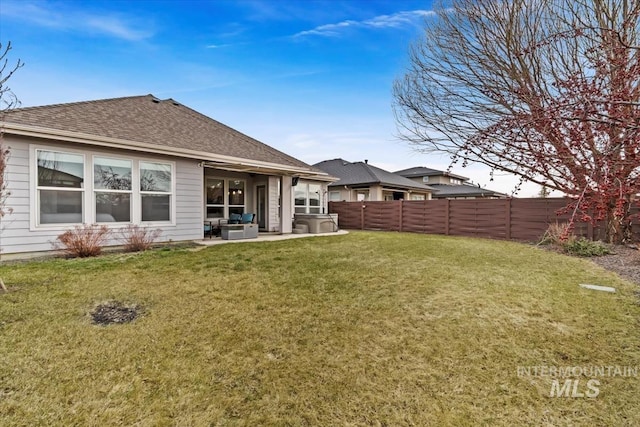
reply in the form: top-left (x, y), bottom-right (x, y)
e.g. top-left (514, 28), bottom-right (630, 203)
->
top-left (359, 162), bottom-right (382, 184)
top-left (10, 94), bottom-right (155, 113)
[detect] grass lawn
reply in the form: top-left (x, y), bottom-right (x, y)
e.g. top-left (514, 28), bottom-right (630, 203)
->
top-left (1, 231), bottom-right (639, 426)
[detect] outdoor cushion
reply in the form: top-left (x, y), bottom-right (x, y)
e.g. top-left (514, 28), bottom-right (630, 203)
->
top-left (228, 213), bottom-right (242, 224)
top-left (241, 213), bottom-right (255, 224)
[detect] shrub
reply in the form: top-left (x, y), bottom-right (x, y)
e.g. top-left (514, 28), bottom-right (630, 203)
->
top-left (539, 222), bottom-right (610, 257)
top-left (563, 237), bottom-right (611, 257)
top-left (118, 224), bottom-right (162, 252)
top-left (539, 222), bottom-right (572, 245)
top-left (55, 224), bottom-right (110, 258)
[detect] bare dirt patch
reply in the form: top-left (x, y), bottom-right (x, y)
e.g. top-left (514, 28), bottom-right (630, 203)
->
top-left (91, 301), bottom-right (143, 325)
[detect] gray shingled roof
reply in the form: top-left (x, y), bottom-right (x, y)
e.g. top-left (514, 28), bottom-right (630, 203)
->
top-left (3, 94), bottom-right (315, 170)
top-left (395, 166), bottom-right (468, 181)
top-left (314, 159), bottom-right (434, 191)
top-left (429, 184), bottom-right (507, 198)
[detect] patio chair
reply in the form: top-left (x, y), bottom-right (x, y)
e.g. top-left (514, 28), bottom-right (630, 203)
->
top-left (204, 221), bottom-right (214, 239)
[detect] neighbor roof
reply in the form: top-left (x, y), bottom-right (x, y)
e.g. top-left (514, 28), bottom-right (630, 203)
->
top-left (395, 166), bottom-right (468, 181)
top-left (2, 94), bottom-right (324, 175)
top-left (430, 183), bottom-right (507, 198)
top-left (314, 159), bottom-right (434, 191)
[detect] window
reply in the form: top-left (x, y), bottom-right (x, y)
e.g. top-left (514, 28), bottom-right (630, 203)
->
top-left (204, 178), bottom-right (246, 219)
top-left (206, 178), bottom-right (225, 218)
top-left (356, 191), bottom-right (368, 202)
top-left (37, 150), bottom-right (84, 224)
top-left (228, 180), bottom-right (245, 216)
top-left (94, 157), bottom-right (132, 222)
top-left (328, 191), bottom-right (341, 201)
top-left (140, 161), bottom-right (173, 222)
top-left (33, 148), bottom-right (176, 227)
top-left (410, 194), bottom-right (426, 200)
top-left (450, 178), bottom-right (462, 185)
top-left (294, 182), bottom-right (322, 213)
top-left (422, 176), bottom-right (429, 183)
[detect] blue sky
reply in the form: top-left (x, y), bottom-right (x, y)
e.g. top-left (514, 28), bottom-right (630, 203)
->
top-left (0, 0), bottom-right (541, 195)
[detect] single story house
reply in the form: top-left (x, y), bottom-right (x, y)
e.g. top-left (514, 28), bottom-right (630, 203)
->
top-left (394, 166), bottom-right (507, 199)
top-left (314, 159), bottom-right (434, 201)
top-left (0, 94), bottom-right (334, 255)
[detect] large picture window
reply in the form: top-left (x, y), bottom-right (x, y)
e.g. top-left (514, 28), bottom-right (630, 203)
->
top-left (33, 148), bottom-right (175, 227)
top-left (140, 161), bottom-right (172, 222)
top-left (94, 157), bottom-right (132, 222)
top-left (37, 150), bottom-right (84, 224)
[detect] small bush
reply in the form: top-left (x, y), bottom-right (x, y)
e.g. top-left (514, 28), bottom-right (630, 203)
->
top-left (118, 224), bottom-right (162, 252)
top-left (539, 222), bottom-right (571, 245)
top-left (55, 224), bottom-right (110, 258)
top-left (539, 222), bottom-right (610, 257)
top-left (563, 237), bottom-right (611, 257)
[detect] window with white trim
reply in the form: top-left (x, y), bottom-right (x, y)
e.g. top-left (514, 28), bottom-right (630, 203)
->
top-left (140, 161), bottom-right (173, 222)
top-left (228, 179), bottom-right (245, 216)
top-left (33, 148), bottom-right (175, 227)
top-left (94, 156), bottom-right (132, 222)
top-left (37, 150), bottom-right (85, 224)
top-left (328, 191), bottom-right (341, 201)
top-left (205, 178), bottom-right (246, 219)
top-left (205, 177), bottom-right (225, 218)
top-left (294, 182), bottom-right (321, 213)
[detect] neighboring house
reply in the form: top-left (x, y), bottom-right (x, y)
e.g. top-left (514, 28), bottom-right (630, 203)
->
top-left (0, 94), bottom-right (333, 254)
top-left (394, 166), bottom-right (507, 199)
top-left (314, 159), bottom-right (434, 202)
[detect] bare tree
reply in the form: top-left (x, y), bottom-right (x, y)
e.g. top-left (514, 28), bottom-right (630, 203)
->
top-left (0, 42), bottom-right (23, 291)
top-left (394, 0), bottom-right (640, 243)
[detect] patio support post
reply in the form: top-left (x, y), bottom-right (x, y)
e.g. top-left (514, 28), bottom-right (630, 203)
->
top-left (280, 176), bottom-right (293, 234)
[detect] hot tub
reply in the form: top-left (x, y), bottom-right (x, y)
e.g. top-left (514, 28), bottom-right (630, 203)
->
top-left (293, 213), bottom-right (338, 234)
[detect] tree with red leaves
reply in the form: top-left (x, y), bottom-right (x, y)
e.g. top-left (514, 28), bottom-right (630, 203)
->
top-left (394, 0), bottom-right (640, 243)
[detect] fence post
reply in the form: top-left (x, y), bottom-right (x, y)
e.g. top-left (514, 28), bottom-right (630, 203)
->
top-left (445, 199), bottom-right (450, 235)
top-left (399, 200), bottom-right (403, 232)
top-left (360, 204), bottom-right (365, 230)
top-left (505, 199), bottom-right (512, 240)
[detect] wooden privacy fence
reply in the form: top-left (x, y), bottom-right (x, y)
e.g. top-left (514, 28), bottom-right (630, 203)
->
top-left (328, 198), bottom-right (640, 242)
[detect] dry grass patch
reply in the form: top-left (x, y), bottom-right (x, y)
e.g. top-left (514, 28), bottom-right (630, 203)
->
top-left (1, 232), bottom-right (639, 425)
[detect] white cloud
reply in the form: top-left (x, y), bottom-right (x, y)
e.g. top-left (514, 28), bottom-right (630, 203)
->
top-left (83, 16), bottom-right (153, 41)
top-left (292, 10), bottom-right (435, 38)
top-left (205, 44), bottom-right (235, 49)
top-left (1, 1), bottom-right (153, 41)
